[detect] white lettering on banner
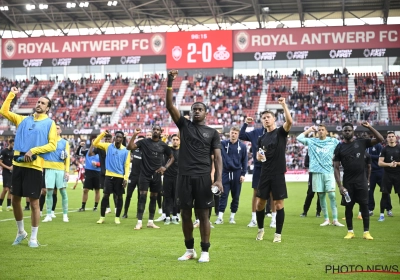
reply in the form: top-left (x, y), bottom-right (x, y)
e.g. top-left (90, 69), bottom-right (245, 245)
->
top-left (90, 57), bottom-right (111, 65)
top-left (73, 129), bottom-right (93, 135)
top-left (249, 30), bottom-right (398, 47)
top-left (61, 40), bottom-right (129, 53)
top-left (23, 59), bottom-right (43, 67)
top-left (254, 52), bottom-right (277, 60)
top-left (18, 42), bottom-right (59, 54)
top-left (329, 50), bottom-right (352, 58)
top-left (132, 39), bottom-right (149, 50)
top-left (120, 56), bottom-right (141, 64)
top-left (364, 49), bottom-right (386, 57)
top-left (287, 51), bottom-right (308, 60)
top-left (52, 58), bottom-right (72, 66)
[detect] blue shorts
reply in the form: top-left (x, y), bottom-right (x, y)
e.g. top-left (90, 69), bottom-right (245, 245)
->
top-left (312, 173), bottom-right (335, 193)
top-left (45, 169), bottom-right (66, 189)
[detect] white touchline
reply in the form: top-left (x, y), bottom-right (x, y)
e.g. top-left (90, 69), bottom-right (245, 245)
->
top-left (0, 209), bottom-right (79, 222)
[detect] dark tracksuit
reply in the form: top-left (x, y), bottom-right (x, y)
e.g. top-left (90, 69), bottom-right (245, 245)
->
top-left (302, 152), bottom-right (321, 215)
top-left (239, 123), bottom-right (272, 213)
top-left (366, 143), bottom-right (392, 212)
top-left (218, 139), bottom-right (248, 214)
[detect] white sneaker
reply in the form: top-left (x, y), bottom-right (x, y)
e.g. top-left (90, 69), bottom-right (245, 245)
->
top-left (332, 220), bottom-right (344, 227)
top-left (247, 220), bottom-right (257, 227)
top-left (193, 220), bottom-right (200, 228)
top-left (273, 233), bottom-right (282, 243)
top-left (198, 252), bottom-right (210, 263)
top-left (320, 220), bottom-right (331, 226)
top-left (256, 229), bottom-right (264, 240)
top-left (270, 220), bottom-right (276, 228)
top-left (42, 216), bottom-right (52, 222)
top-left (229, 218), bottom-right (236, 224)
top-left (158, 208), bottom-right (163, 214)
top-left (51, 212), bottom-right (56, 218)
top-left (266, 213), bottom-right (272, 218)
top-left (63, 216), bottom-right (69, 223)
top-left (154, 215), bottom-right (166, 222)
top-left (178, 249), bottom-right (197, 261)
top-left (214, 218), bottom-right (223, 224)
top-left (105, 208), bottom-right (111, 214)
top-left (28, 239), bottom-right (40, 248)
top-left (12, 231), bottom-right (28, 245)
top-left (209, 221), bottom-right (215, 229)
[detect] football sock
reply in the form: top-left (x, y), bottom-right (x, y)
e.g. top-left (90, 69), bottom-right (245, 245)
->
top-left (276, 208), bottom-right (285, 234)
top-left (59, 188), bottom-right (68, 215)
top-left (328, 191), bottom-right (338, 220)
top-left (46, 189), bottom-right (54, 215)
top-left (256, 209), bottom-right (265, 229)
top-left (318, 193), bottom-right (328, 220)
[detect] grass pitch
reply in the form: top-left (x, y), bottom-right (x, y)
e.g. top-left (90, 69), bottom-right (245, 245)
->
top-left (1, 182), bottom-right (399, 279)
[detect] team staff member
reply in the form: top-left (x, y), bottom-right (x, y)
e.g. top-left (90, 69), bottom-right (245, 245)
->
top-left (0, 139), bottom-right (14, 211)
top-left (41, 125), bottom-right (70, 223)
top-left (167, 70), bottom-right (223, 263)
top-left (122, 135), bottom-right (145, 218)
top-left (127, 126), bottom-right (174, 230)
top-left (362, 132), bottom-right (392, 217)
top-left (377, 131), bottom-right (400, 222)
top-left (215, 126), bottom-right (247, 225)
top-left (77, 141), bottom-right (101, 212)
top-left (255, 98), bottom-right (293, 243)
top-left (94, 131), bottom-right (130, 225)
top-left (333, 122), bottom-right (384, 240)
top-left (0, 87), bottom-right (57, 248)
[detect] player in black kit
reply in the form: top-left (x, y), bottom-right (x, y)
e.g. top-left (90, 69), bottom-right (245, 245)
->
top-left (122, 135), bottom-right (145, 218)
top-left (377, 131), bottom-right (400, 222)
top-left (162, 134), bottom-right (180, 225)
top-left (0, 139), bottom-right (14, 211)
top-left (333, 122), bottom-right (384, 240)
top-left (166, 70), bottom-right (223, 263)
top-left (127, 126), bottom-right (174, 230)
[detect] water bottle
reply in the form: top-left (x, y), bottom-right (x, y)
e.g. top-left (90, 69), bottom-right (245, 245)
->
top-left (258, 148), bottom-right (266, 162)
top-left (212, 186), bottom-right (221, 196)
top-left (343, 191), bottom-right (351, 203)
top-left (16, 155), bottom-right (37, 162)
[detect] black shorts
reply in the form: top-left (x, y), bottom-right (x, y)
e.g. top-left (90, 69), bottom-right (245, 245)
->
top-left (341, 182), bottom-right (368, 206)
top-left (99, 174), bottom-right (106, 188)
top-left (381, 172), bottom-right (400, 194)
top-left (103, 176), bottom-right (125, 196)
top-left (11, 166), bottom-right (43, 199)
top-left (2, 170), bottom-right (12, 188)
top-left (252, 166), bottom-right (261, 189)
top-left (163, 175), bottom-right (177, 198)
top-left (139, 173), bottom-right (162, 193)
top-left (84, 175), bottom-right (100, 190)
top-left (257, 173), bottom-right (288, 200)
top-left (176, 174), bottom-right (214, 209)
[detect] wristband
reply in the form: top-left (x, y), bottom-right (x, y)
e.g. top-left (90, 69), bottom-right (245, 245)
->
top-left (167, 80), bottom-right (173, 87)
top-left (167, 87), bottom-right (172, 90)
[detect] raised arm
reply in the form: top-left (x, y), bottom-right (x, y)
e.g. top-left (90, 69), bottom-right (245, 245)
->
top-left (297, 126), bottom-right (316, 144)
top-left (127, 128), bottom-right (141, 150)
top-left (166, 70), bottom-right (181, 123)
top-left (278, 97), bottom-right (293, 132)
top-left (0, 87), bottom-right (25, 126)
top-left (361, 121), bottom-right (384, 145)
top-left (93, 131), bottom-right (110, 151)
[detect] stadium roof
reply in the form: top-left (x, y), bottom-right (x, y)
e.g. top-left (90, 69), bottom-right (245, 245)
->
top-left (0, 0), bottom-right (399, 37)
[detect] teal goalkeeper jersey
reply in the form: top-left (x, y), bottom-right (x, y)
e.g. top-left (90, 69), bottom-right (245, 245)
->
top-left (297, 134), bottom-right (340, 174)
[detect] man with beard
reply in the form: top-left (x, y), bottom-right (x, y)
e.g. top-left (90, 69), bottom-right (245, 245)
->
top-left (167, 70), bottom-right (222, 263)
top-left (333, 122), bottom-right (383, 240)
top-left (0, 87), bottom-right (57, 247)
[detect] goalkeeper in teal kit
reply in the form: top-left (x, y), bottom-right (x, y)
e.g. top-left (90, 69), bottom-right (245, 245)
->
top-left (297, 124), bottom-right (344, 227)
